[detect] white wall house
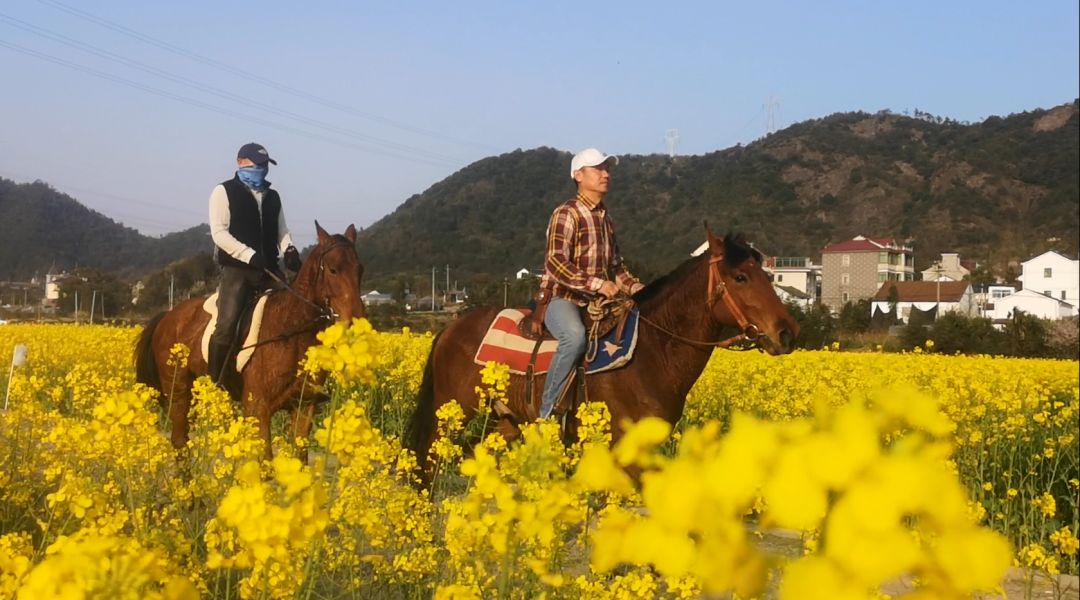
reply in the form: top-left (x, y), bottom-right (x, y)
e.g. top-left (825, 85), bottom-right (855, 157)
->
top-left (765, 257), bottom-right (821, 302)
top-left (871, 281), bottom-right (975, 324)
top-left (1016, 251), bottom-right (1079, 314)
top-left (361, 290), bottom-right (395, 306)
top-left (989, 289), bottom-right (1076, 321)
top-left (774, 284), bottom-right (813, 308)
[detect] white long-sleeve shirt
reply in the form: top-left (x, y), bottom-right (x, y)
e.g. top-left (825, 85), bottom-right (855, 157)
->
top-left (208, 182), bottom-right (294, 264)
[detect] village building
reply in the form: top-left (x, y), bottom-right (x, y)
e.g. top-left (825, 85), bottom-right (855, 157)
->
top-left (820, 235), bottom-right (914, 310)
top-left (871, 280), bottom-right (975, 324)
top-left (921, 252), bottom-right (974, 282)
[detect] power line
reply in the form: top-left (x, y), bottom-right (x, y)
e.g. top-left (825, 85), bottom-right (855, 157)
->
top-left (0, 12), bottom-right (467, 165)
top-left (37, 0), bottom-right (496, 153)
top-left (0, 38), bottom-right (462, 169)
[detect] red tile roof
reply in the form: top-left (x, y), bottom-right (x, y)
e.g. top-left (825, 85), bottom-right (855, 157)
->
top-left (873, 281), bottom-right (971, 303)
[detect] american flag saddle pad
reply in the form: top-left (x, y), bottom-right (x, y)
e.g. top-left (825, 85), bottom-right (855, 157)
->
top-left (473, 307), bottom-right (639, 375)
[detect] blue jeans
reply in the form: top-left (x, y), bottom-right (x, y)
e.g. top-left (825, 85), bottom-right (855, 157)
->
top-left (539, 297), bottom-right (586, 418)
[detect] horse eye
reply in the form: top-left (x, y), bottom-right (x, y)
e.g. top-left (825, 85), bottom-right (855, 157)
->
top-left (328, 267), bottom-right (339, 275)
top-left (735, 273), bottom-right (749, 284)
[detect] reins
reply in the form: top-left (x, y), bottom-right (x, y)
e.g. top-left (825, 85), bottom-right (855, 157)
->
top-left (636, 255), bottom-right (764, 351)
top-left (233, 240), bottom-right (357, 352)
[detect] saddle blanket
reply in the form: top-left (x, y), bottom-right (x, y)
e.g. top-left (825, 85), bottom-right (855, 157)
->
top-left (200, 292), bottom-right (270, 373)
top-left (473, 308), bottom-right (639, 376)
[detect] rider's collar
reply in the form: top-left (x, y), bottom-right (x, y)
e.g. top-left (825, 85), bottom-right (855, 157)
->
top-left (575, 192), bottom-right (604, 211)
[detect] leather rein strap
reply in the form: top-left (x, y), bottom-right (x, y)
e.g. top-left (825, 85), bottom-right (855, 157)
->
top-left (638, 255), bottom-right (763, 350)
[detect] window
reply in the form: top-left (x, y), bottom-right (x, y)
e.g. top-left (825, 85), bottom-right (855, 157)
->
top-left (878, 273), bottom-right (887, 282)
top-left (841, 274), bottom-right (850, 285)
top-left (1045, 290), bottom-right (1052, 297)
top-left (1044, 268), bottom-right (1053, 278)
top-left (842, 254), bottom-right (851, 267)
top-left (842, 292), bottom-right (849, 303)
top-left (878, 252), bottom-right (888, 263)
top-left (776, 274), bottom-right (784, 283)
top-left (1062, 291), bottom-right (1067, 300)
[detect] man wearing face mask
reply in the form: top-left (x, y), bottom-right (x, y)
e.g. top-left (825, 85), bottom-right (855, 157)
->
top-left (206, 142), bottom-right (302, 384)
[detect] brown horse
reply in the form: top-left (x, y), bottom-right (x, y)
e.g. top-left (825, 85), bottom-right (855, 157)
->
top-left (405, 230), bottom-right (799, 477)
top-left (135, 222), bottom-right (366, 457)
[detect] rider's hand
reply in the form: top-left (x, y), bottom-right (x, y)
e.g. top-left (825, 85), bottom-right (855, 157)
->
top-left (598, 280), bottom-right (620, 299)
top-left (283, 246), bottom-right (302, 271)
top-left (248, 252), bottom-right (268, 271)
top-left (629, 282), bottom-right (645, 295)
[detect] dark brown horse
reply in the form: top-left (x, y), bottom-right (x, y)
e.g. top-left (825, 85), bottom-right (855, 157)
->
top-left (135, 222), bottom-right (366, 456)
top-left (405, 230), bottom-right (799, 477)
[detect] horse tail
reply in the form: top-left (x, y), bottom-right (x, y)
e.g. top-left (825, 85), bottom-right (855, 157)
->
top-left (405, 330), bottom-right (442, 463)
top-left (134, 312), bottom-right (166, 392)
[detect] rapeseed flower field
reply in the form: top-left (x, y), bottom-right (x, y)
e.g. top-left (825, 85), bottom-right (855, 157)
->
top-left (0, 321), bottom-right (1076, 599)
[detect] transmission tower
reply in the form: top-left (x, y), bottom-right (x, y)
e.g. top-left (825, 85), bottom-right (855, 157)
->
top-left (665, 129), bottom-right (679, 157)
top-left (764, 94), bottom-right (780, 136)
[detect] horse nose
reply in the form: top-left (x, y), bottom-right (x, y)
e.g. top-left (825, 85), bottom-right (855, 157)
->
top-left (779, 327), bottom-right (795, 352)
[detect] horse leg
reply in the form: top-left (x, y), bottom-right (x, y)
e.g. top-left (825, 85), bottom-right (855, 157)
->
top-left (167, 382), bottom-right (193, 452)
top-left (492, 418), bottom-right (523, 444)
top-left (290, 402), bottom-right (317, 465)
top-left (243, 395), bottom-right (275, 460)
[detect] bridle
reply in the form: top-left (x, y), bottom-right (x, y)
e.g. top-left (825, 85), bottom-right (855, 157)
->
top-left (239, 239), bottom-right (360, 351)
top-left (637, 255), bottom-right (765, 351)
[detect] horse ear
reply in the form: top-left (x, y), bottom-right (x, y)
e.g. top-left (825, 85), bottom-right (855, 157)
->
top-left (706, 228), bottom-right (725, 260)
top-left (315, 220), bottom-right (331, 244)
top-left (344, 224), bottom-right (357, 243)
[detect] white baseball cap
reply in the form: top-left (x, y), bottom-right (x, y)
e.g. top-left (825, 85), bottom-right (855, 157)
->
top-left (570, 148), bottom-right (618, 179)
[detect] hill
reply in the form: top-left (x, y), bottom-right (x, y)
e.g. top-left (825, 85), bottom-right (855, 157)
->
top-left (357, 101), bottom-right (1079, 285)
top-left (0, 178), bottom-right (211, 281)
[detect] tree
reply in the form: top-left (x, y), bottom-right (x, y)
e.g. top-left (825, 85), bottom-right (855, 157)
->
top-left (58, 268), bottom-right (132, 318)
top-left (1004, 310), bottom-right (1049, 357)
top-left (786, 301), bottom-right (837, 349)
top-left (838, 299), bottom-right (871, 333)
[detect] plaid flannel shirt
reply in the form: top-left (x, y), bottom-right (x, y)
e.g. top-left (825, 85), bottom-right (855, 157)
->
top-left (540, 193), bottom-right (640, 306)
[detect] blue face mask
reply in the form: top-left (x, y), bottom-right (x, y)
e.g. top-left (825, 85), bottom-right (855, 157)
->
top-left (237, 165), bottom-right (269, 190)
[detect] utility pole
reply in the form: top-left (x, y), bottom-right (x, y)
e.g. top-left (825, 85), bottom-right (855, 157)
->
top-left (933, 262), bottom-right (943, 320)
top-left (169, 273), bottom-right (175, 310)
top-left (445, 264), bottom-right (450, 307)
top-left (503, 279), bottom-right (509, 307)
top-left (431, 266), bottom-right (436, 312)
top-left (74, 290), bottom-right (79, 324)
top-left (90, 291), bottom-right (96, 325)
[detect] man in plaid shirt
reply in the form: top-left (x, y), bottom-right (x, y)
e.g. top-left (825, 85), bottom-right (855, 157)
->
top-left (537, 148), bottom-right (644, 419)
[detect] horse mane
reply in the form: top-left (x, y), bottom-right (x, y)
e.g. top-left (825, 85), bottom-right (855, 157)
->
top-left (723, 232), bottom-right (763, 267)
top-left (632, 254), bottom-right (706, 304)
top-left (632, 232), bottom-right (762, 303)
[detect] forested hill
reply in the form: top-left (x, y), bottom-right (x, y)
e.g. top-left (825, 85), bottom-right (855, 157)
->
top-left (357, 100), bottom-right (1079, 284)
top-left (0, 178), bottom-right (210, 280)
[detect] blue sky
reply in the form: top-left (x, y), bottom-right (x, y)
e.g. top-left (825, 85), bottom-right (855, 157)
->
top-left (1, 0), bottom-right (1077, 248)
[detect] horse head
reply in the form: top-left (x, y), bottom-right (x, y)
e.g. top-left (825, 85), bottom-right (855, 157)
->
top-left (704, 228), bottom-right (799, 355)
top-left (297, 221), bottom-right (367, 323)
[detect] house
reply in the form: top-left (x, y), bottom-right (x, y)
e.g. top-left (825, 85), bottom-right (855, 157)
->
top-left (821, 235), bottom-right (914, 310)
top-left (921, 253), bottom-right (972, 282)
top-left (1016, 251), bottom-right (1079, 314)
top-left (774, 284), bottom-right (812, 308)
top-left (989, 289), bottom-right (1075, 321)
top-left (515, 267), bottom-right (544, 280)
top-left (361, 290), bottom-right (395, 306)
top-left (765, 256), bottom-right (820, 302)
top-left (871, 281), bottom-right (974, 324)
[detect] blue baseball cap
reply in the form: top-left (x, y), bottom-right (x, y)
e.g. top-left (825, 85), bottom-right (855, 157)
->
top-left (237, 142), bottom-right (277, 165)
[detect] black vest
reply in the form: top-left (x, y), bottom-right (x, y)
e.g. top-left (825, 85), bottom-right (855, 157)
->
top-left (215, 176), bottom-right (282, 269)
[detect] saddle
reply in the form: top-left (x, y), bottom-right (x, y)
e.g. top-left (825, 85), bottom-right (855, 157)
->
top-left (519, 291), bottom-right (636, 346)
top-left (502, 293), bottom-right (636, 428)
